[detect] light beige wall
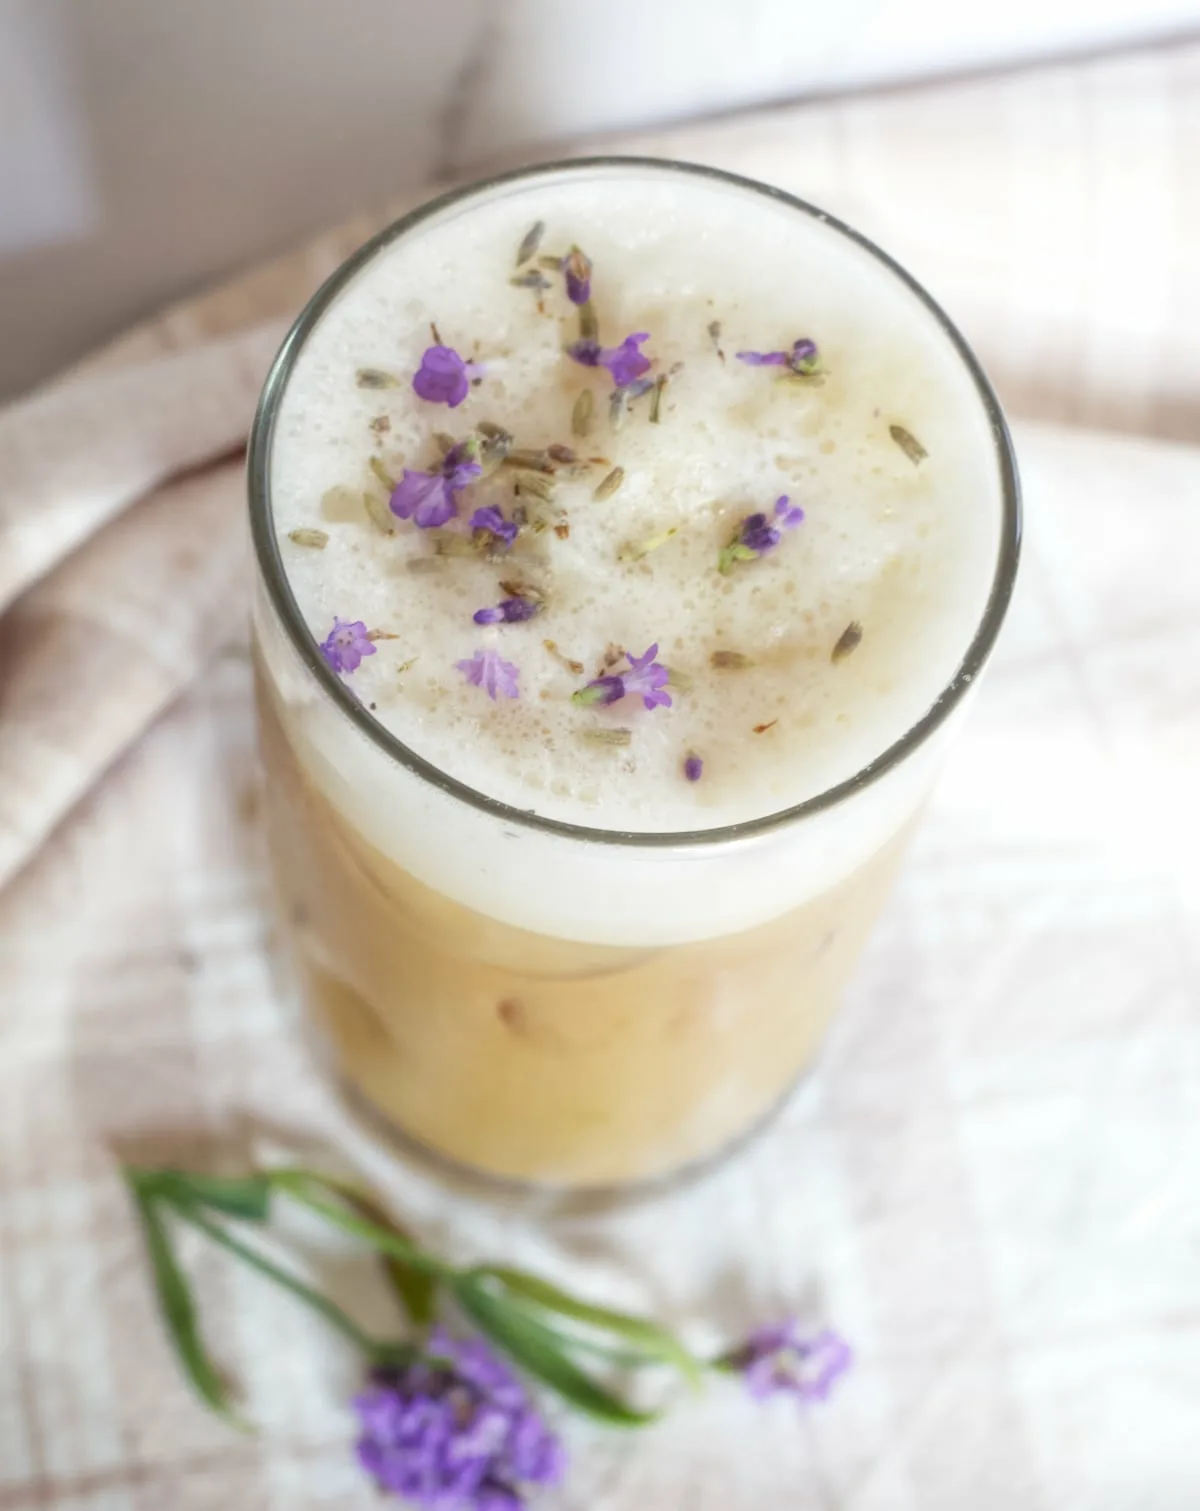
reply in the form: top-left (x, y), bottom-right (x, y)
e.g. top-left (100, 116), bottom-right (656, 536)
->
top-left (2, 0), bottom-right (1196, 397)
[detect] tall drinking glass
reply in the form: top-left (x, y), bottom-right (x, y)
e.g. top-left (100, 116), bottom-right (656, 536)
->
top-left (248, 159), bottom-right (1020, 1193)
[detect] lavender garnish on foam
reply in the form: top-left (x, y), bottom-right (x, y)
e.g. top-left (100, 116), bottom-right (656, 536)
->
top-left (572, 644), bottom-right (672, 712)
top-left (736, 338), bottom-right (820, 375)
top-left (718, 495), bottom-right (805, 574)
top-left (413, 344), bottom-right (486, 408)
top-left (390, 442), bottom-right (483, 529)
top-left (319, 618), bottom-right (377, 675)
top-left (456, 647), bottom-right (521, 701)
top-left (567, 332), bottom-right (652, 390)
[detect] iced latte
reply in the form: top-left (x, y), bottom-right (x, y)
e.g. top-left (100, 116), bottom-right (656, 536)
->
top-left (249, 160), bottom-right (1018, 1188)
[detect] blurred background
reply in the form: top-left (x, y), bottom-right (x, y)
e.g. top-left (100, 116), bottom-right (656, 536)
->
top-left (3, 0), bottom-right (1198, 398)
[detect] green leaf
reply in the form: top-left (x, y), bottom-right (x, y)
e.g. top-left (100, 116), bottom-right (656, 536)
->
top-left (127, 1167), bottom-right (271, 1222)
top-left (474, 1266), bottom-right (702, 1386)
top-left (265, 1168), bottom-right (447, 1280)
top-left (127, 1187), bottom-right (248, 1430)
top-left (452, 1274), bottom-right (658, 1428)
top-left (267, 1167), bottom-right (436, 1325)
top-left (165, 1198), bottom-right (382, 1357)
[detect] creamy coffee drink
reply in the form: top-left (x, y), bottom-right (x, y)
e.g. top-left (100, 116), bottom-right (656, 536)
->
top-left (250, 160), bottom-right (1015, 1187)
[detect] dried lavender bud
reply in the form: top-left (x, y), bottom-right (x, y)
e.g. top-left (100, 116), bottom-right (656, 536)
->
top-left (362, 492), bottom-right (396, 535)
top-left (287, 528), bottom-right (329, 549)
top-left (356, 368), bottom-right (400, 389)
top-left (889, 425), bottom-right (927, 465)
top-left (503, 448), bottom-right (554, 473)
top-left (831, 621), bottom-right (864, 661)
top-left (515, 220), bottom-right (545, 266)
top-left (513, 470), bottom-right (556, 503)
top-left (649, 373), bottom-right (669, 424)
top-left (562, 245), bottom-right (593, 305)
top-left (580, 727), bottom-right (633, 748)
top-left (547, 443), bottom-right (577, 464)
top-left (593, 466), bottom-right (625, 501)
top-left (578, 301), bottom-right (599, 343)
top-left (618, 525), bottom-right (678, 563)
top-left (711, 650), bottom-right (753, 670)
top-left (572, 389), bottom-right (595, 437)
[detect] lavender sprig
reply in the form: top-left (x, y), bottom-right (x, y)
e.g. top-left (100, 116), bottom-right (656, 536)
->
top-left (124, 1161), bottom-right (850, 1507)
top-left (413, 345), bottom-right (486, 408)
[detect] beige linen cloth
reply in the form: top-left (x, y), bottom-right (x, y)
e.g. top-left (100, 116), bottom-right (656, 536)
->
top-left (1, 39), bottom-right (1199, 1511)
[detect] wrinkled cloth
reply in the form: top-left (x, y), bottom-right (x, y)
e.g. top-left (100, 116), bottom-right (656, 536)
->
top-left (0, 39), bottom-right (1198, 1511)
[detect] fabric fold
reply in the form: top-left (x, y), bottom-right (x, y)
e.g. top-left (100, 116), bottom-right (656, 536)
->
top-left (0, 460), bottom-right (246, 893)
top-left (0, 323), bottom-right (283, 615)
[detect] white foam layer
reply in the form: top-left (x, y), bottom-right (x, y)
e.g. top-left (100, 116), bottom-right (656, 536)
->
top-left (258, 163), bottom-right (1006, 944)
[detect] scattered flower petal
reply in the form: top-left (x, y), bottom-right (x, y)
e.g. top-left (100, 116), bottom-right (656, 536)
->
top-left (774, 494), bottom-right (806, 528)
top-left (413, 345), bottom-right (485, 408)
top-left (319, 618), bottom-right (377, 675)
top-left (457, 647), bottom-right (521, 700)
top-left (728, 1321), bottom-right (852, 1405)
top-left (622, 643), bottom-right (672, 710)
top-left (470, 505), bottom-right (519, 550)
top-left (473, 596), bottom-right (541, 625)
top-left (684, 753), bottom-right (703, 782)
top-left (568, 332), bottom-right (652, 390)
top-left (354, 1328), bottom-right (565, 1509)
top-left (390, 442), bottom-right (482, 529)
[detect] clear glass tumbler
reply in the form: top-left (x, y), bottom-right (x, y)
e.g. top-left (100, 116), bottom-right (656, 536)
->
top-left (247, 159), bottom-right (1021, 1194)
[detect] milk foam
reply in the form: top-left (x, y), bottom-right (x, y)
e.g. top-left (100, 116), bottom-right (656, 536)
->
top-left (257, 163), bottom-right (1007, 944)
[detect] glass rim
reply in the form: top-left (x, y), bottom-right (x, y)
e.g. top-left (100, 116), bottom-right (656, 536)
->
top-left (247, 154), bottom-right (1022, 851)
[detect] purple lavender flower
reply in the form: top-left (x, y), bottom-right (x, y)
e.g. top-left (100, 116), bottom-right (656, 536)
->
top-left (562, 246), bottom-right (593, 306)
top-left (719, 494), bottom-right (804, 573)
top-left (473, 596), bottom-right (541, 625)
top-left (728, 1321), bottom-right (852, 1405)
top-left (412, 345), bottom-right (485, 408)
top-left (735, 338), bottom-right (820, 374)
top-left (470, 505), bottom-right (519, 551)
top-left (684, 753), bottom-right (703, 782)
top-left (353, 1329), bottom-right (565, 1510)
top-left (319, 618), bottom-right (377, 675)
top-left (622, 643), bottom-right (672, 710)
top-left (457, 647), bottom-right (521, 700)
top-left (567, 332), bottom-right (652, 390)
top-left (391, 442), bottom-right (482, 530)
top-left (572, 644), bottom-right (672, 712)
